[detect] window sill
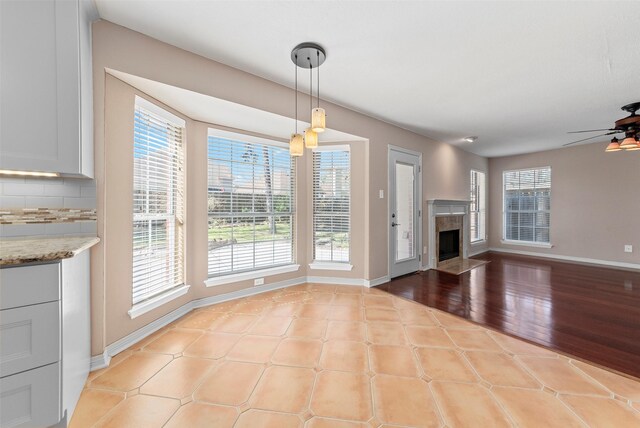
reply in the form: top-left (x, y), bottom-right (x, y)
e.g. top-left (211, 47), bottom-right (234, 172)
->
top-left (128, 284), bottom-right (190, 319)
top-left (501, 239), bottom-right (553, 249)
top-left (470, 239), bottom-right (487, 246)
top-left (205, 264), bottom-right (300, 287)
top-left (309, 262), bottom-right (353, 271)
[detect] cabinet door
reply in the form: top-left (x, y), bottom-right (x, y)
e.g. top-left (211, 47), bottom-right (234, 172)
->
top-left (0, 0), bottom-right (81, 175)
top-left (0, 301), bottom-right (61, 378)
top-left (0, 362), bottom-right (61, 428)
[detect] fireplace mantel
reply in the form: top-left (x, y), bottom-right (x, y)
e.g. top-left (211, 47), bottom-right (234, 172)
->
top-left (427, 199), bottom-right (470, 269)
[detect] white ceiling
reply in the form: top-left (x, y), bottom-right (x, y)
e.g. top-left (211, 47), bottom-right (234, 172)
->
top-left (95, 0), bottom-right (640, 157)
top-left (108, 69), bottom-right (363, 143)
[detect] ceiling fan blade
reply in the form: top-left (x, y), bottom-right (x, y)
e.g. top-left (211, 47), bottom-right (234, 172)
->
top-left (567, 128), bottom-right (615, 134)
top-left (562, 131), bottom-right (620, 146)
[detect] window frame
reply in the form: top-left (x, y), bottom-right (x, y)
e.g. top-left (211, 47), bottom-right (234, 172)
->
top-left (205, 128), bottom-right (297, 283)
top-left (310, 144), bottom-right (352, 269)
top-left (502, 166), bottom-right (552, 248)
top-left (470, 169), bottom-right (487, 244)
top-left (129, 96), bottom-right (188, 319)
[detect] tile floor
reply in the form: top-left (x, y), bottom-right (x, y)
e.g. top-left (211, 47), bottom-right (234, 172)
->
top-left (72, 284), bottom-right (640, 427)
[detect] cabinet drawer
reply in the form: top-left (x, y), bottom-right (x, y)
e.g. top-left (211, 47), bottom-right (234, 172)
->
top-left (0, 263), bottom-right (60, 310)
top-left (0, 301), bottom-right (60, 377)
top-left (0, 362), bottom-right (61, 428)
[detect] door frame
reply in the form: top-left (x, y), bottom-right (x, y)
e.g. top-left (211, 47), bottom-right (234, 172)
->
top-left (387, 145), bottom-right (423, 279)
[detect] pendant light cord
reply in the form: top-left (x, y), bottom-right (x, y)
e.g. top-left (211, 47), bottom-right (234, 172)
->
top-left (317, 51), bottom-right (320, 108)
top-left (295, 54), bottom-right (298, 134)
top-left (309, 58), bottom-right (313, 115)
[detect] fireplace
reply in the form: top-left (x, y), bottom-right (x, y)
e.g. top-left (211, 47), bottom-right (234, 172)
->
top-left (438, 229), bottom-right (460, 262)
top-left (427, 200), bottom-right (470, 269)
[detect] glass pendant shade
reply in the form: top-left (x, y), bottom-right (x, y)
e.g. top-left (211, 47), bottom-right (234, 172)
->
top-left (304, 128), bottom-right (318, 148)
top-left (311, 108), bottom-right (326, 132)
top-left (289, 133), bottom-right (304, 157)
top-left (625, 139), bottom-right (640, 151)
top-left (605, 138), bottom-right (622, 152)
top-left (620, 136), bottom-right (638, 149)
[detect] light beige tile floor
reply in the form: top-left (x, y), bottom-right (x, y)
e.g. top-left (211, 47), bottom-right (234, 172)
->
top-left (73, 284), bottom-right (640, 427)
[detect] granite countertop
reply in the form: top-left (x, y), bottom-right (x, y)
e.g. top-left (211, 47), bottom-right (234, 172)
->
top-left (0, 236), bottom-right (100, 266)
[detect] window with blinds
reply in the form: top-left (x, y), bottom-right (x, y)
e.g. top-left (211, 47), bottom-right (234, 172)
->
top-left (207, 131), bottom-right (295, 277)
top-left (503, 167), bottom-right (551, 243)
top-left (312, 146), bottom-right (350, 263)
top-left (470, 170), bottom-right (486, 242)
top-left (132, 97), bottom-right (185, 306)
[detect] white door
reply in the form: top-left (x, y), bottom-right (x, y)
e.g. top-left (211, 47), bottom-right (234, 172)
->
top-left (389, 148), bottom-right (421, 278)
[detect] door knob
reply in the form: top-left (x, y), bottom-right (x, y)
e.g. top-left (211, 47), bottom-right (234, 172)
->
top-left (391, 222), bottom-right (400, 227)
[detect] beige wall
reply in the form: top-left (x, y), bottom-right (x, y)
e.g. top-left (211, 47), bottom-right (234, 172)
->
top-left (488, 142), bottom-right (640, 265)
top-left (92, 21), bottom-right (488, 355)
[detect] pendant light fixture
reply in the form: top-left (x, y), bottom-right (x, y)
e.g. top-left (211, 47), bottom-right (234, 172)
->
top-left (289, 50), bottom-right (304, 157)
top-left (291, 42), bottom-right (326, 156)
top-left (304, 57), bottom-right (318, 148)
top-left (311, 49), bottom-right (326, 133)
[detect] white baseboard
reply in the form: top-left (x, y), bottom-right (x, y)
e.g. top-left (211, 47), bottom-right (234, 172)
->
top-left (307, 275), bottom-right (390, 288)
top-left (90, 274), bottom-right (392, 371)
top-left (90, 352), bottom-right (110, 371)
top-left (365, 275), bottom-right (390, 287)
top-left (192, 276), bottom-right (306, 309)
top-left (489, 247), bottom-right (640, 271)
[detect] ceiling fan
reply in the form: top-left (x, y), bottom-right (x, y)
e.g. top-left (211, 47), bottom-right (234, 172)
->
top-left (564, 101), bottom-right (640, 151)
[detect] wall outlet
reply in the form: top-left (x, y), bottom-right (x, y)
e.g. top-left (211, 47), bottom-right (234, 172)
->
top-left (254, 278), bottom-right (264, 286)
top-left (379, 189), bottom-right (384, 199)
top-left (624, 245), bottom-right (633, 253)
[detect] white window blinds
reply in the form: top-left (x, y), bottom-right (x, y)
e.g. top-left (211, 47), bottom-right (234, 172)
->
top-left (207, 131), bottom-right (295, 277)
top-left (470, 170), bottom-right (486, 243)
top-left (313, 147), bottom-right (350, 263)
top-left (132, 97), bottom-right (185, 305)
top-left (503, 167), bottom-right (551, 243)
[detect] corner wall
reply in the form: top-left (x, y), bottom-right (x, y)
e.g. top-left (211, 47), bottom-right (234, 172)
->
top-left (488, 142), bottom-right (640, 266)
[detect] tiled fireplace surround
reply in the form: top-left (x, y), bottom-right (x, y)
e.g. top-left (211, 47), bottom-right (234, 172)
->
top-left (435, 215), bottom-right (464, 267)
top-left (427, 200), bottom-right (470, 269)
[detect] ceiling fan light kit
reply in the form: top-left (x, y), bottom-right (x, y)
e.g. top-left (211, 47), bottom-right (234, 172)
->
top-left (605, 137), bottom-right (622, 152)
top-left (566, 101), bottom-right (640, 153)
top-left (620, 134), bottom-right (639, 149)
top-left (289, 42), bottom-right (326, 157)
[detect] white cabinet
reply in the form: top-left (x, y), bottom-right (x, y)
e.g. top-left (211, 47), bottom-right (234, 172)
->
top-left (0, 0), bottom-right (96, 177)
top-left (1, 363), bottom-right (61, 428)
top-left (0, 251), bottom-right (91, 428)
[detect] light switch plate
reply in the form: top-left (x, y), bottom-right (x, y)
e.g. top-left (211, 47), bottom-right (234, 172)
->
top-left (624, 245), bottom-right (633, 253)
top-left (254, 278), bottom-right (265, 286)
top-left (379, 189), bottom-right (384, 199)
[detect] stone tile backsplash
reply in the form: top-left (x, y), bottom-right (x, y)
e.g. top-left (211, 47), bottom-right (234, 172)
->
top-left (0, 176), bottom-right (97, 238)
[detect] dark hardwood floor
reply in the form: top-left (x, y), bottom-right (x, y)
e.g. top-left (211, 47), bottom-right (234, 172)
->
top-left (379, 252), bottom-right (640, 379)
